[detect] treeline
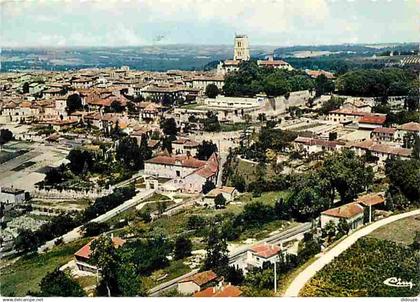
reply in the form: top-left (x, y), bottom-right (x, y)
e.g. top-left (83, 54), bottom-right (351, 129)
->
top-left (336, 68), bottom-right (417, 97)
top-left (223, 61), bottom-right (315, 97)
top-left (385, 158), bottom-right (420, 210)
top-left (14, 186), bottom-right (136, 253)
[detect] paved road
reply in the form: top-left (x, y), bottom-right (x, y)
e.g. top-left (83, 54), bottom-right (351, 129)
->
top-left (229, 222), bottom-right (312, 264)
top-left (38, 189), bottom-right (155, 252)
top-left (284, 209), bottom-right (420, 297)
top-left (148, 222), bottom-right (312, 296)
top-left (113, 171), bottom-right (144, 189)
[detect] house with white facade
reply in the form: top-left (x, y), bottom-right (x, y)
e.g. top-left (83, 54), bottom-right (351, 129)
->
top-left (172, 138), bottom-right (200, 156)
top-left (371, 127), bottom-right (397, 143)
top-left (320, 202), bottom-right (365, 230)
top-left (257, 55), bottom-right (293, 71)
top-left (177, 270), bottom-right (218, 295)
top-left (144, 153), bottom-right (219, 193)
top-left (201, 186), bottom-right (238, 207)
top-left (293, 137), bottom-right (345, 155)
top-left (0, 187), bottom-right (26, 205)
top-left (241, 243), bottom-right (283, 273)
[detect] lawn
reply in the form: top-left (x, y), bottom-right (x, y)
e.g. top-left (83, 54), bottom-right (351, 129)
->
top-left (301, 237), bottom-right (419, 297)
top-left (150, 259), bottom-right (191, 287)
top-left (0, 238), bottom-right (90, 297)
top-left (230, 158), bottom-right (279, 185)
top-left (220, 122), bottom-right (249, 132)
top-left (368, 215), bottom-right (420, 246)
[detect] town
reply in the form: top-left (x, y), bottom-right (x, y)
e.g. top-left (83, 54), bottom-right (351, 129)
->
top-left (1, 33), bottom-right (419, 298)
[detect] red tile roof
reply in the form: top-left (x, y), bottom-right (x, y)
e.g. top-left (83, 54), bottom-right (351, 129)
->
top-left (398, 122), bottom-right (420, 132)
top-left (322, 202), bottom-right (364, 219)
top-left (359, 115), bottom-right (386, 125)
top-left (74, 237), bottom-right (126, 260)
top-left (250, 243), bottom-right (281, 258)
top-left (145, 155), bottom-right (206, 168)
top-left (329, 108), bottom-right (369, 116)
top-left (357, 193), bottom-right (385, 207)
top-left (194, 285), bottom-right (242, 297)
top-left (372, 127), bottom-right (396, 134)
top-left (180, 270), bottom-right (218, 286)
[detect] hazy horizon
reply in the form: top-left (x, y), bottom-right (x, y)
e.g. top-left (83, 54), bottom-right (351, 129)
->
top-left (2, 0), bottom-right (419, 48)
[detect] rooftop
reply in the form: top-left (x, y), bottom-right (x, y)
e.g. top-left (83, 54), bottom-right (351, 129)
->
top-left (322, 202), bottom-right (364, 219)
top-left (194, 284), bottom-right (242, 297)
top-left (180, 270), bottom-right (217, 286)
top-left (357, 193), bottom-right (385, 207)
top-left (250, 243), bottom-right (281, 258)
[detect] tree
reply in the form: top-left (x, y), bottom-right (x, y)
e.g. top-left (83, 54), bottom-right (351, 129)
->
top-left (385, 158), bottom-right (420, 203)
top-left (319, 96), bottom-right (345, 115)
top-left (205, 84), bottom-right (219, 98)
top-left (67, 149), bottom-right (93, 175)
top-left (90, 236), bottom-right (119, 297)
top-left (337, 218), bottom-right (350, 236)
top-left (197, 140), bottom-right (218, 160)
top-left (322, 221), bottom-right (337, 241)
top-left (231, 174), bottom-right (246, 193)
top-left (116, 136), bottom-right (145, 170)
top-left (319, 149), bottom-right (374, 203)
top-left (297, 235), bottom-right (321, 263)
top-left (110, 100), bottom-right (124, 113)
top-left (160, 118), bottom-right (178, 136)
top-left (202, 179), bottom-right (216, 195)
top-left (187, 215), bottom-right (206, 230)
top-left (14, 229), bottom-right (39, 252)
top-left (411, 231), bottom-right (420, 250)
top-left (82, 222), bottom-right (109, 237)
top-left (157, 201), bottom-right (168, 215)
top-left (0, 129), bottom-right (13, 149)
top-left (115, 263), bottom-right (145, 296)
top-left (203, 224), bottom-right (229, 274)
top-left (214, 194), bottom-right (226, 209)
top-left (66, 94), bottom-right (83, 113)
top-left (263, 74), bottom-right (291, 97)
top-left (203, 111), bottom-right (221, 132)
top-left (39, 269), bottom-right (85, 297)
top-left (314, 74), bottom-right (335, 97)
top-left (173, 237), bottom-right (192, 260)
top-left (22, 82), bottom-right (30, 93)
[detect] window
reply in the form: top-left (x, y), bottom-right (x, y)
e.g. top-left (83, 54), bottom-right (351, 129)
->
top-left (176, 170), bottom-right (181, 177)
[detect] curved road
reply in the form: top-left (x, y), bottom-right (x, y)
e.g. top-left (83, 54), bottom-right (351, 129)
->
top-left (285, 209), bottom-right (420, 297)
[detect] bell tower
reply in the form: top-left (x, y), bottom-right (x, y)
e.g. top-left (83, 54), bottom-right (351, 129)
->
top-left (233, 34), bottom-right (250, 61)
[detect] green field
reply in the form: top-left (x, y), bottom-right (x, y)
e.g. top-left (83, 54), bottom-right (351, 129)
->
top-left (301, 237), bottom-right (420, 297)
top-left (229, 159), bottom-right (279, 185)
top-left (0, 238), bottom-right (90, 297)
top-left (368, 215), bottom-right (420, 245)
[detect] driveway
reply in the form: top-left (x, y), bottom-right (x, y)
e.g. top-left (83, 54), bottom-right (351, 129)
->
top-left (284, 209), bottom-right (420, 297)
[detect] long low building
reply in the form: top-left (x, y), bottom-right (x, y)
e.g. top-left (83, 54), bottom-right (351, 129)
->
top-left (144, 153), bottom-right (219, 193)
top-left (346, 140), bottom-right (412, 163)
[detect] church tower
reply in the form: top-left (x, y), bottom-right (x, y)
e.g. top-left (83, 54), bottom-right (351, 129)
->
top-left (233, 34), bottom-right (250, 61)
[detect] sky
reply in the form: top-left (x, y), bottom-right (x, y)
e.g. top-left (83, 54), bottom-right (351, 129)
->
top-left (1, 0), bottom-right (419, 48)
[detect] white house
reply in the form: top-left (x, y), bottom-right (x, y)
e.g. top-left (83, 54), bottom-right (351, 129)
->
top-left (172, 138), bottom-right (200, 156)
top-left (243, 243), bottom-right (283, 272)
top-left (0, 187), bottom-right (26, 205)
top-left (201, 186), bottom-right (238, 207)
top-left (177, 270), bottom-right (218, 295)
top-left (371, 127), bottom-right (397, 143)
top-left (293, 137), bottom-right (345, 155)
top-left (320, 202), bottom-right (365, 230)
